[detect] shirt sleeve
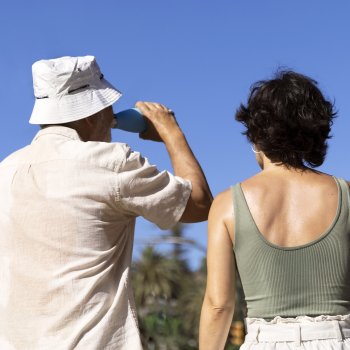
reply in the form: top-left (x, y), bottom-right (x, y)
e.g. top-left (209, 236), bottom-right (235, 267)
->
top-left (115, 146), bottom-right (192, 230)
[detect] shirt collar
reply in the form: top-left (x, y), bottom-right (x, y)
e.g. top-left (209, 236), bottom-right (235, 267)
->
top-left (32, 126), bottom-right (82, 143)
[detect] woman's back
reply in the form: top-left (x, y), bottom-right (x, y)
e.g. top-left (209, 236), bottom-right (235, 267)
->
top-left (240, 171), bottom-right (340, 248)
top-left (234, 171), bottom-right (350, 319)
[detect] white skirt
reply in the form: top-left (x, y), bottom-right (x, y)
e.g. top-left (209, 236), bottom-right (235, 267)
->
top-left (240, 315), bottom-right (350, 350)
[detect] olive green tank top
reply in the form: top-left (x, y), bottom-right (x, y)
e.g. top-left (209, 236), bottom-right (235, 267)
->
top-left (232, 177), bottom-right (350, 319)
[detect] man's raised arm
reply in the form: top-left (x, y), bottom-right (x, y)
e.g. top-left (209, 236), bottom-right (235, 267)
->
top-left (136, 101), bottom-right (213, 222)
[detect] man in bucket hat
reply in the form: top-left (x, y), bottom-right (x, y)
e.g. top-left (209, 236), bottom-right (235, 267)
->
top-left (0, 55), bottom-right (212, 349)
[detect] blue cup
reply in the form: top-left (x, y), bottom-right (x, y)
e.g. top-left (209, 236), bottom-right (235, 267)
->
top-left (113, 108), bottom-right (147, 133)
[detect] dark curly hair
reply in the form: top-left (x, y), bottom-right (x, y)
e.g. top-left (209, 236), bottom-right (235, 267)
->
top-left (235, 70), bottom-right (337, 169)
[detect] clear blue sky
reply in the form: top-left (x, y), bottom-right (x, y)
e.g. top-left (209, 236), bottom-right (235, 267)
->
top-left (1, 1), bottom-right (349, 269)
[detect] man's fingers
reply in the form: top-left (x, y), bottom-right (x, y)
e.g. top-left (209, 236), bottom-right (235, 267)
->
top-left (136, 101), bottom-right (172, 114)
top-left (153, 103), bottom-right (164, 110)
top-left (135, 101), bottom-right (150, 114)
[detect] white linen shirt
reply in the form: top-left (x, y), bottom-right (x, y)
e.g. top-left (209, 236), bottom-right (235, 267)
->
top-left (0, 126), bottom-right (191, 350)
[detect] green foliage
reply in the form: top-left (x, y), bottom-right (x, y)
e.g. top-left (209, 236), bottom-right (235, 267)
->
top-left (225, 344), bottom-right (241, 350)
top-left (133, 246), bottom-right (182, 307)
top-left (132, 224), bottom-right (245, 349)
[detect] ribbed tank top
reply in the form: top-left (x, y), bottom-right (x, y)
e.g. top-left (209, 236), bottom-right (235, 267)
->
top-left (232, 177), bottom-right (350, 319)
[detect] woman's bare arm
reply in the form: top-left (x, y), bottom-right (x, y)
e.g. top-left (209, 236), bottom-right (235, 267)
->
top-left (199, 190), bottom-right (235, 350)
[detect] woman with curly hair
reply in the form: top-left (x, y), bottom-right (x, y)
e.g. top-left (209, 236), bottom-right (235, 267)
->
top-left (199, 71), bottom-right (350, 349)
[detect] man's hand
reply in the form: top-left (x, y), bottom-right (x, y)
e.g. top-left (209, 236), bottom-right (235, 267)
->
top-left (135, 101), bottom-right (179, 143)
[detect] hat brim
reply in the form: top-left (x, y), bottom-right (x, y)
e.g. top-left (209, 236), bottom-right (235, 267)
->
top-left (29, 78), bottom-right (122, 125)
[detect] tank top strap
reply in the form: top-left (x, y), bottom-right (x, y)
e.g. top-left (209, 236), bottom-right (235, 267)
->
top-left (337, 177), bottom-right (350, 204)
top-left (231, 183), bottom-right (258, 251)
top-left (335, 177), bottom-right (350, 227)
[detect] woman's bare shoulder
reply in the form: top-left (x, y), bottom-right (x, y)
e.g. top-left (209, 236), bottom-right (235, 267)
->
top-left (209, 189), bottom-right (235, 240)
top-left (211, 188), bottom-right (233, 213)
top-left (239, 173), bottom-right (270, 200)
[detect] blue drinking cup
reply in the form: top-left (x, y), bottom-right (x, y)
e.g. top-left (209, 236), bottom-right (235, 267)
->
top-left (113, 108), bottom-right (147, 133)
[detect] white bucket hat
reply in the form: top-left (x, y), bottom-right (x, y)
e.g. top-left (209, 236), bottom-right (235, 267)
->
top-left (29, 55), bottom-right (122, 124)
